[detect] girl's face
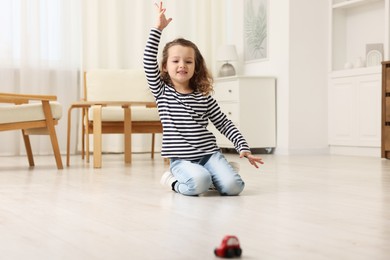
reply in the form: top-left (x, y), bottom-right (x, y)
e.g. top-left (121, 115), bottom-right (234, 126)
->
top-left (164, 45), bottom-right (195, 90)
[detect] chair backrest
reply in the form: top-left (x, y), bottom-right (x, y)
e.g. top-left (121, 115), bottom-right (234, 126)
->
top-left (85, 69), bottom-right (155, 102)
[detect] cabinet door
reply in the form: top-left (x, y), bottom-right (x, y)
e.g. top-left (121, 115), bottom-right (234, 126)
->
top-left (356, 75), bottom-right (381, 146)
top-left (329, 74), bottom-right (381, 147)
top-left (329, 77), bottom-right (356, 145)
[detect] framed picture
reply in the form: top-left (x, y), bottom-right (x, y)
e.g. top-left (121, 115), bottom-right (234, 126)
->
top-left (244, 0), bottom-right (268, 63)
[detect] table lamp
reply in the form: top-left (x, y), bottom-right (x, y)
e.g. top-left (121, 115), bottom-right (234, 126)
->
top-left (217, 45), bottom-right (238, 77)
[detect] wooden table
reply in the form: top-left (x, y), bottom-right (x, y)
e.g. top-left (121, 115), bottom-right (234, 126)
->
top-left (66, 100), bottom-right (157, 168)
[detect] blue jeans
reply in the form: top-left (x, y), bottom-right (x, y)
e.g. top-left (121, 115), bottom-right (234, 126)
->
top-left (170, 151), bottom-right (245, 196)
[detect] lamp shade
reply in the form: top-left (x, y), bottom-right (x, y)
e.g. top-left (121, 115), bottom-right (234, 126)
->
top-left (216, 45), bottom-right (238, 61)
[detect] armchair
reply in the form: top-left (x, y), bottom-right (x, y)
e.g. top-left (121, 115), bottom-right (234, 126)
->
top-left (0, 92), bottom-right (63, 169)
top-left (66, 69), bottom-right (162, 168)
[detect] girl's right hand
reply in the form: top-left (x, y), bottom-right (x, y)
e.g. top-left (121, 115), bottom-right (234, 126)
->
top-left (155, 1), bottom-right (172, 31)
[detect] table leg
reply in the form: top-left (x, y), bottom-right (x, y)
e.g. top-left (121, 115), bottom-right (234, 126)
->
top-left (124, 106), bottom-right (132, 163)
top-left (86, 108), bottom-right (90, 163)
top-left (92, 105), bottom-right (102, 168)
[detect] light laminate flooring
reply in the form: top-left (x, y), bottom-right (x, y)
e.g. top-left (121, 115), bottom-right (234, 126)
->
top-left (0, 153), bottom-right (389, 260)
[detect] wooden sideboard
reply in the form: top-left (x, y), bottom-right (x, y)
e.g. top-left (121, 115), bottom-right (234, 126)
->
top-left (382, 61), bottom-right (390, 158)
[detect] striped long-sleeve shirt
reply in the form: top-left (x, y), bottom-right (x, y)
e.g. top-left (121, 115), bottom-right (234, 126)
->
top-left (143, 28), bottom-right (250, 160)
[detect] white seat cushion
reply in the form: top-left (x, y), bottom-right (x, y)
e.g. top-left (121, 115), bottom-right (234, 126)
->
top-left (0, 102), bottom-right (62, 124)
top-left (88, 106), bottom-right (160, 122)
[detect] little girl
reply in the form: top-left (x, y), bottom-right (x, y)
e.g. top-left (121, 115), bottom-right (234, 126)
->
top-left (143, 2), bottom-right (263, 196)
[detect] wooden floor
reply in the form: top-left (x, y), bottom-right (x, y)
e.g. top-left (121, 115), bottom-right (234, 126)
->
top-left (0, 153), bottom-right (389, 260)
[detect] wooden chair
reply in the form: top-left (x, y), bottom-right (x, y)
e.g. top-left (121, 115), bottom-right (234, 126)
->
top-left (66, 69), bottom-right (162, 168)
top-left (0, 93), bottom-right (63, 169)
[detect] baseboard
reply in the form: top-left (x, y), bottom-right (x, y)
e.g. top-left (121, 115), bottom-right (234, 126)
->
top-left (284, 147), bottom-right (330, 155)
top-left (329, 146), bottom-right (381, 157)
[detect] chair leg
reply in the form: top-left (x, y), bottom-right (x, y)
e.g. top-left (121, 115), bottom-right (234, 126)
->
top-left (42, 101), bottom-right (63, 169)
top-left (81, 108), bottom-right (86, 160)
top-left (22, 130), bottom-right (34, 167)
top-left (66, 105), bottom-right (73, 166)
top-left (151, 133), bottom-right (155, 159)
top-left (124, 106), bottom-right (132, 164)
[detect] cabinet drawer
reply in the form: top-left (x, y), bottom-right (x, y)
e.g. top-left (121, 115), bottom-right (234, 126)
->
top-left (385, 126), bottom-right (390, 151)
top-left (386, 97), bottom-right (390, 122)
top-left (213, 82), bottom-right (239, 102)
top-left (219, 103), bottom-right (239, 123)
top-left (386, 67), bottom-right (390, 93)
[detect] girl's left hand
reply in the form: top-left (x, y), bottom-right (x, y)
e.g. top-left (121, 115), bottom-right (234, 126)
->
top-left (240, 151), bottom-right (264, 169)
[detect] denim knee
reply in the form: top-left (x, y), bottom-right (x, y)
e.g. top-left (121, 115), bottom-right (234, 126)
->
top-left (220, 179), bottom-right (245, 196)
top-left (185, 172), bottom-right (212, 195)
top-left (204, 151), bottom-right (245, 196)
top-left (170, 159), bottom-right (212, 196)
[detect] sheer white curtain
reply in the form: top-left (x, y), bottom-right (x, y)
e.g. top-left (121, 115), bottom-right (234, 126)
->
top-left (0, 0), bottom-right (81, 156)
top-left (81, 0), bottom-right (225, 153)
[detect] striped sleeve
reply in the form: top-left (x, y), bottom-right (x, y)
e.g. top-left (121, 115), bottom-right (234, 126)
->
top-left (207, 96), bottom-right (251, 153)
top-left (143, 28), bottom-right (164, 99)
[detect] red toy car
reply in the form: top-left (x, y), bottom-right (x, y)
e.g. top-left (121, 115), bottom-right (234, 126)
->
top-left (214, 235), bottom-right (242, 258)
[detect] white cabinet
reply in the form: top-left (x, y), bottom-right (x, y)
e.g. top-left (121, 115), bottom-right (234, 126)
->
top-left (208, 76), bottom-right (276, 151)
top-left (328, 0), bottom-right (388, 156)
top-left (329, 71), bottom-right (381, 149)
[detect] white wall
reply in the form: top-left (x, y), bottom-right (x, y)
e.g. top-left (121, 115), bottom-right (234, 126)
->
top-left (223, 0), bottom-right (329, 154)
top-left (288, 0), bottom-right (329, 154)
